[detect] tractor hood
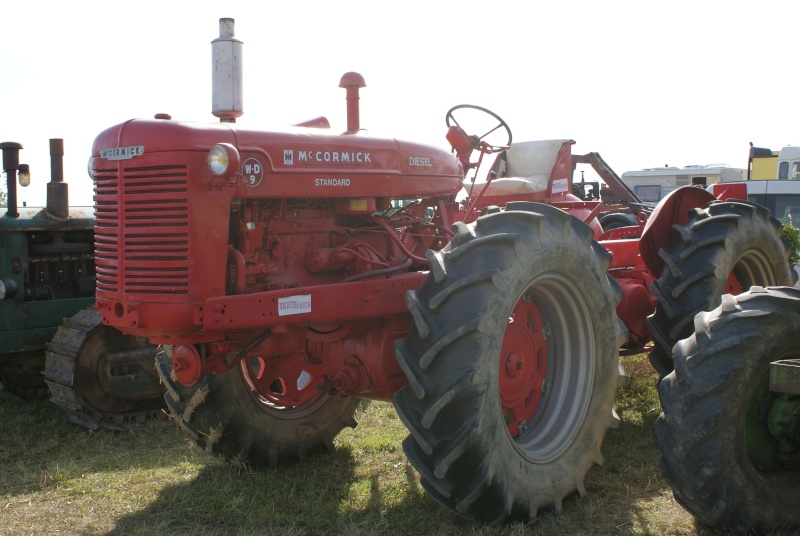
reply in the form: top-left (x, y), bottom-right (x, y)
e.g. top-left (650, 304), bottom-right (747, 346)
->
top-left (0, 206), bottom-right (93, 230)
top-left (91, 118), bottom-right (464, 200)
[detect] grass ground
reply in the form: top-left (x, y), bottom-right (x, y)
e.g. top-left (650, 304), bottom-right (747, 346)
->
top-left (0, 354), bottom-right (795, 535)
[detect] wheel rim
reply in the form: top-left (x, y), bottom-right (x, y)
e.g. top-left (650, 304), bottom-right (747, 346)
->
top-left (723, 272), bottom-right (743, 295)
top-left (501, 273), bottom-right (595, 463)
top-left (241, 353), bottom-right (329, 415)
top-left (731, 249), bottom-right (783, 293)
top-left (745, 364), bottom-right (800, 487)
top-left (499, 297), bottom-right (547, 438)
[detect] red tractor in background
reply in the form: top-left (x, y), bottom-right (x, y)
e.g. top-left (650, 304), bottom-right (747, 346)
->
top-left (89, 19), bottom-right (792, 523)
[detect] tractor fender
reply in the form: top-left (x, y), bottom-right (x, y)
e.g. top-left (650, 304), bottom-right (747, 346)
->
top-left (639, 186), bottom-right (716, 276)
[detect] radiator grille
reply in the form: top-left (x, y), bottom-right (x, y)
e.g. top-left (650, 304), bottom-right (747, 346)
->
top-left (94, 164), bottom-right (190, 295)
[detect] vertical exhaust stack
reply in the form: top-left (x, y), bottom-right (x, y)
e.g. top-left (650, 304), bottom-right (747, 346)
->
top-left (46, 138), bottom-right (68, 220)
top-left (0, 141), bottom-right (23, 218)
top-left (212, 18), bottom-right (243, 123)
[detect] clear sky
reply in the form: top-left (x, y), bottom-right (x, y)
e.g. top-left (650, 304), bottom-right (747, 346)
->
top-left (1, 0), bottom-right (797, 207)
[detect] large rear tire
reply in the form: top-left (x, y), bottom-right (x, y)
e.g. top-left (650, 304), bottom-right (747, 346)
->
top-left (647, 200), bottom-right (791, 376)
top-left (157, 348), bottom-right (360, 468)
top-left (655, 287), bottom-right (800, 534)
top-left (394, 203), bottom-right (628, 523)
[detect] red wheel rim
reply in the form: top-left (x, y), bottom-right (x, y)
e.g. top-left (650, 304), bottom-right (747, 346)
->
top-left (724, 271), bottom-right (743, 295)
top-left (499, 296), bottom-right (548, 438)
top-left (241, 352), bottom-right (326, 409)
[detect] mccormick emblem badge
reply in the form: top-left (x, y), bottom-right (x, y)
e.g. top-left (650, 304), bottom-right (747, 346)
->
top-left (100, 146), bottom-right (145, 160)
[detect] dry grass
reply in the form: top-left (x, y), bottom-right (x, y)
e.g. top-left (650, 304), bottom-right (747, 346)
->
top-left (0, 354), bottom-right (795, 535)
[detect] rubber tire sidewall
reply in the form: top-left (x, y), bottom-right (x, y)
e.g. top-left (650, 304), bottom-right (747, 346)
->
top-left (395, 204), bottom-right (626, 522)
top-left (158, 350), bottom-right (359, 468)
top-left (647, 200), bottom-right (791, 377)
top-left (655, 287), bottom-right (800, 534)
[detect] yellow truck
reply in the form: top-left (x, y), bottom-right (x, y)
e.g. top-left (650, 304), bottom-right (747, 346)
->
top-left (748, 143), bottom-right (800, 180)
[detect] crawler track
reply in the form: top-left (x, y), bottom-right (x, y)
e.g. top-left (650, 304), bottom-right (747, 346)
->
top-left (44, 307), bottom-right (167, 430)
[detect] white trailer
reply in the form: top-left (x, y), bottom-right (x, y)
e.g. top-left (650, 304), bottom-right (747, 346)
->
top-left (621, 164), bottom-right (745, 202)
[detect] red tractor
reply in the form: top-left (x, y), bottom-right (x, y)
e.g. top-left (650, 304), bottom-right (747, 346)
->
top-left (89, 19), bottom-right (792, 523)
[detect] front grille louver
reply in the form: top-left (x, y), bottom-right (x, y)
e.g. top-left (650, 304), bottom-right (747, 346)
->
top-left (94, 164), bottom-right (190, 295)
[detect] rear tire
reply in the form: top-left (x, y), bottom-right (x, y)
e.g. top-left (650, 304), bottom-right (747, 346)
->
top-left (647, 200), bottom-right (791, 376)
top-left (394, 203), bottom-right (628, 523)
top-left (655, 287), bottom-right (800, 534)
top-left (157, 348), bottom-right (359, 468)
top-left (599, 212), bottom-right (637, 232)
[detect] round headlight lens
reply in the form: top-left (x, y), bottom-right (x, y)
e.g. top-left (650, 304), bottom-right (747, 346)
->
top-left (208, 145), bottom-right (230, 176)
top-left (0, 278), bottom-right (19, 300)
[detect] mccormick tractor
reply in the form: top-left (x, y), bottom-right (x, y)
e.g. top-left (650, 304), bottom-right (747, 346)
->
top-left (0, 140), bottom-right (164, 430)
top-left (89, 19), bottom-right (792, 523)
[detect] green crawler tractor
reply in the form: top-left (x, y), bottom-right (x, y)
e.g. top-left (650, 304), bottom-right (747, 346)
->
top-left (0, 139), bottom-right (164, 429)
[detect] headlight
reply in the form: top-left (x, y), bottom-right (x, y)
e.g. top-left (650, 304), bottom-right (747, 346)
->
top-left (208, 143), bottom-right (239, 176)
top-left (0, 278), bottom-right (19, 300)
top-left (18, 164), bottom-right (30, 187)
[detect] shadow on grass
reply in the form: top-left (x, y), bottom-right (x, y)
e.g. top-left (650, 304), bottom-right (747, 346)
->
top-left (0, 395), bottom-right (176, 495)
top-left (104, 446), bottom-right (466, 536)
top-left (102, 411), bottom-right (691, 535)
top-left (0, 362), bottom-right (721, 535)
top-left (523, 354), bottom-right (700, 536)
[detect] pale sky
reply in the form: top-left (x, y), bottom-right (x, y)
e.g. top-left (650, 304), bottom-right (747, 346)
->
top-left (2, 0), bottom-right (797, 207)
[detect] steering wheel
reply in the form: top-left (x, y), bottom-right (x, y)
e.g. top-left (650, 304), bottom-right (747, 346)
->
top-left (445, 104), bottom-right (512, 154)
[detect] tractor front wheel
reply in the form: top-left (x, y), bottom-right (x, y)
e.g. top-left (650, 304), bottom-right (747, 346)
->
top-left (394, 203), bottom-right (628, 523)
top-left (157, 348), bottom-right (359, 468)
top-left (655, 287), bottom-right (800, 534)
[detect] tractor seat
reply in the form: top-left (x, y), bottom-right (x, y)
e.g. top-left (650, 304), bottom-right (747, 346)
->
top-left (466, 139), bottom-right (570, 196)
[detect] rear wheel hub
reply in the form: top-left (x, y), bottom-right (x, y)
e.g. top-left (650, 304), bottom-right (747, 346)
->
top-left (242, 352), bottom-right (327, 410)
top-left (500, 295), bottom-right (547, 438)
